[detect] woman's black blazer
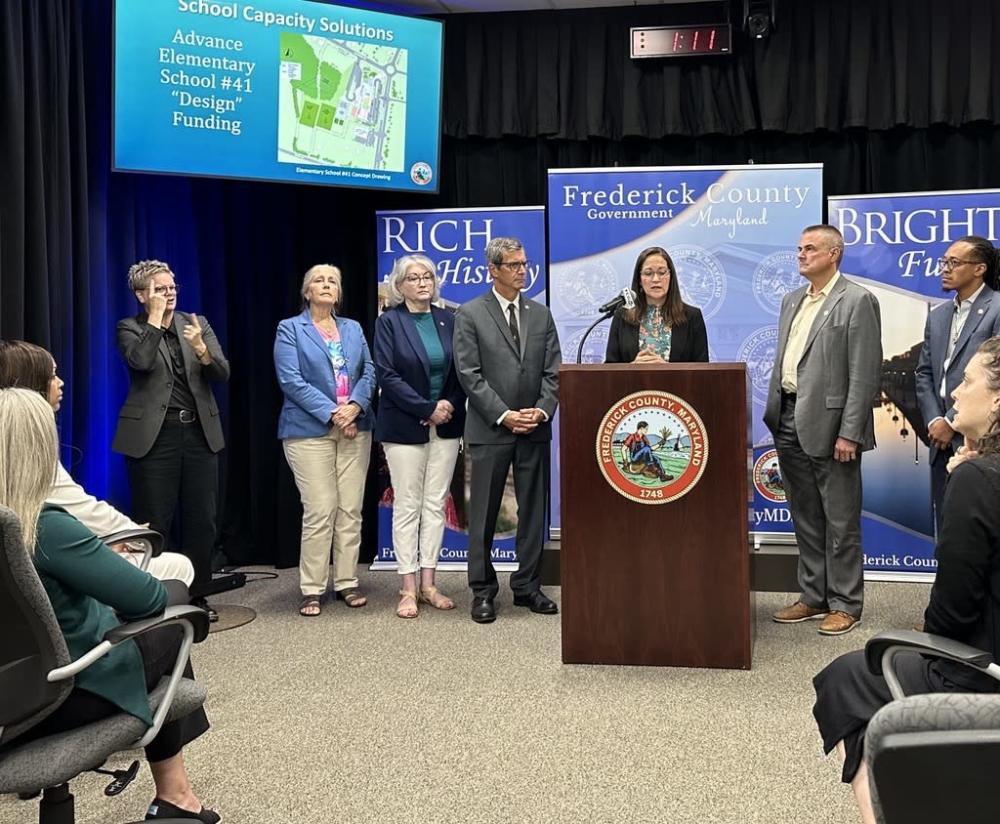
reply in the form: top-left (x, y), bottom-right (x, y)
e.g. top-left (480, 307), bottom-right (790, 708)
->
top-left (604, 303), bottom-right (709, 363)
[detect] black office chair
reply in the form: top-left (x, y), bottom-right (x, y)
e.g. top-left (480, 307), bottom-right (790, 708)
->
top-left (99, 527), bottom-right (165, 574)
top-left (864, 629), bottom-right (1000, 824)
top-left (0, 506), bottom-right (209, 824)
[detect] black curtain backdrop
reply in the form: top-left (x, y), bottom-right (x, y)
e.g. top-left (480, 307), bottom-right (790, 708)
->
top-left (2, 0), bottom-right (1000, 566)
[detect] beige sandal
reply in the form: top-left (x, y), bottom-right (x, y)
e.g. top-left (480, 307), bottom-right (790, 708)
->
top-left (418, 586), bottom-right (455, 610)
top-left (397, 589), bottom-right (418, 619)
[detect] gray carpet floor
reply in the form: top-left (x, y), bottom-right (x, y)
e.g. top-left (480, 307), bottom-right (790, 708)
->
top-left (1, 569), bottom-right (931, 824)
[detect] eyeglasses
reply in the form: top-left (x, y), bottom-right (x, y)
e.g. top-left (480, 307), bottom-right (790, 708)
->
top-left (497, 260), bottom-right (531, 272)
top-left (403, 273), bottom-right (435, 284)
top-left (153, 284), bottom-right (179, 294)
top-left (640, 269), bottom-right (671, 280)
top-left (937, 257), bottom-right (983, 272)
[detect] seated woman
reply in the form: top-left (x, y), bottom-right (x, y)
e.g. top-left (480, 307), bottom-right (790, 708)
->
top-left (812, 336), bottom-right (1000, 824)
top-left (604, 246), bottom-right (709, 364)
top-left (0, 387), bottom-right (218, 823)
top-left (0, 340), bottom-right (194, 586)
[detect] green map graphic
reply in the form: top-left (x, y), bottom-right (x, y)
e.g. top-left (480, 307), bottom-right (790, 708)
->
top-left (277, 32), bottom-right (407, 172)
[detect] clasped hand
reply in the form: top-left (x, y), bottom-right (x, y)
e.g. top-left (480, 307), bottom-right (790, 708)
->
top-left (633, 345), bottom-right (666, 364)
top-left (426, 400), bottom-right (454, 426)
top-left (503, 408), bottom-right (544, 434)
top-left (331, 402), bottom-right (361, 438)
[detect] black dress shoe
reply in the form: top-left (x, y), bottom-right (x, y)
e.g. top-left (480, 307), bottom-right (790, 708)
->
top-left (513, 590), bottom-right (558, 615)
top-left (471, 596), bottom-right (496, 623)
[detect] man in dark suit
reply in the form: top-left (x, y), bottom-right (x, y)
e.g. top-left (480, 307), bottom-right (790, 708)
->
top-left (113, 260), bottom-right (229, 612)
top-left (764, 225), bottom-right (882, 636)
top-left (453, 237), bottom-right (562, 623)
top-left (915, 236), bottom-right (1000, 533)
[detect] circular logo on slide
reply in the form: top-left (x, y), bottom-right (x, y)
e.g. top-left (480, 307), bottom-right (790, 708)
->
top-left (752, 449), bottom-right (786, 503)
top-left (565, 323), bottom-right (610, 364)
top-left (596, 391), bottom-right (709, 505)
top-left (410, 162), bottom-right (433, 186)
top-left (551, 258), bottom-right (620, 318)
top-left (671, 244), bottom-right (727, 319)
top-left (737, 325), bottom-right (780, 404)
top-left (752, 251), bottom-right (801, 313)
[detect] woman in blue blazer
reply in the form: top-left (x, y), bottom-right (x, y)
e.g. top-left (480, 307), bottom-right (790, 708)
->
top-left (374, 255), bottom-right (466, 619)
top-left (274, 264), bottom-right (376, 617)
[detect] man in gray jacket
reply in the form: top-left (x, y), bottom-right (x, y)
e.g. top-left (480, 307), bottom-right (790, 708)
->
top-left (453, 237), bottom-right (561, 623)
top-left (764, 225), bottom-right (882, 636)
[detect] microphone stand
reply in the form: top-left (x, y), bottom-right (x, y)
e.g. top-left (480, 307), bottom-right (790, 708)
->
top-left (576, 311), bottom-right (614, 364)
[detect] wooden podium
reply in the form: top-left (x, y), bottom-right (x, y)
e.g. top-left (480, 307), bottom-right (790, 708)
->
top-left (559, 363), bottom-right (753, 669)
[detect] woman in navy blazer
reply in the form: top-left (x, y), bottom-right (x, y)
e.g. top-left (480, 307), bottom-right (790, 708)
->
top-left (374, 255), bottom-right (466, 618)
top-left (274, 264), bottom-right (376, 616)
top-left (605, 246), bottom-right (710, 364)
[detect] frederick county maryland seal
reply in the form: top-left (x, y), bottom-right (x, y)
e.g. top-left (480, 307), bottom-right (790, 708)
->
top-left (752, 448), bottom-right (786, 503)
top-left (596, 391), bottom-right (708, 504)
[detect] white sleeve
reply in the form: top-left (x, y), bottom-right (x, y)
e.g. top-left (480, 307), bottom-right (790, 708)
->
top-left (47, 462), bottom-right (139, 538)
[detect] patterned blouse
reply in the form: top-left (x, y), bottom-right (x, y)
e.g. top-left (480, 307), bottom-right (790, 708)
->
top-left (639, 305), bottom-right (672, 361)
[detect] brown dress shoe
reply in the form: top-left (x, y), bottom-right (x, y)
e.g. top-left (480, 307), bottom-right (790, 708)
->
top-left (818, 611), bottom-right (860, 636)
top-left (772, 601), bottom-right (828, 623)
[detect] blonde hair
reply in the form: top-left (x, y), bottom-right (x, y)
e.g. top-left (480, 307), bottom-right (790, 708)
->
top-left (127, 259), bottom-right (173, 293)
top-left (301, 264), bottom-right (342, 309)
top-left (0, 388), bottom-right (58, 552)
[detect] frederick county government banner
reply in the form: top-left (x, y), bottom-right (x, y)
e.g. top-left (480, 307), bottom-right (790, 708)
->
top-left (372, 206), bottom-right (546, 569)
top-left (829, 189), bottom-right (1000, 581)
top-left (547, 163), bottom-right (824, 539)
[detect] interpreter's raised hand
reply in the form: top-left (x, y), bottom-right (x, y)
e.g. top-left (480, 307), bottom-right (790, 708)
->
top-left (145, 280), bottom-right (168, 320)
top-left (947, 436), bottom-right (979, 474)
top-left (182, 314), bottom-right (205, 351)
top-left (927, 418), bottom-right (955, 451)
top-left (332, 401), bottom-right (361, 431)
top-left (833, 436), bottom-right (859, 462)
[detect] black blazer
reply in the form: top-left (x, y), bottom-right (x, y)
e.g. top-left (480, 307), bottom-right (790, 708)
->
top-left (112, 312), bottom-right (229, 458)
top-left (604, 303), bottom-right (709, 364)
top-left (373, 304), bottom-right (466, 444)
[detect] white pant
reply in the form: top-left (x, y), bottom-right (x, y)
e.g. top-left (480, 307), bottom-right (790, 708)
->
top-left (283, 429), bottom-right (372, 596)
top-left (382, 428), bottom-right (461, 575)
top-left (120, 550), bottom-right (195, 587)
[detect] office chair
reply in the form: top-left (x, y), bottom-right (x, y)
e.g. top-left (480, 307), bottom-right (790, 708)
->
top-left (0, 506), bottom-right (209, 824)
top-left (864, 629), bottom-right (1000, 824)
top-left (99, 527), bottom-right (164, 573)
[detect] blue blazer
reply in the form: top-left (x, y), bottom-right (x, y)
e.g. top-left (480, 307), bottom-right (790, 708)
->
top-left (373, 305), bottom-right (466, 444)
top-left (916, 286), bottom-right (1000, 460)
top-left (274, 309), bottom-right (377, 439)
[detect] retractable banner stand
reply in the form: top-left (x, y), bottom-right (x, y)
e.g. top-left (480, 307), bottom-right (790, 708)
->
top-left (372, 206), bottom-right (547, 570)
top-left (829, 189), bottom-right (1000, 581)
top-left (547, 164), bottom-right (824, 541)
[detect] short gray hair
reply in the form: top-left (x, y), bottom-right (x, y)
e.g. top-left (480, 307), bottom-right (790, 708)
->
top-left (384, 255), bottom-right (441, 308)
top-left (802, 224), bottom-right (845, 263)
top-left (486, 237), bottom-right (524, 267)
top-left (127, 259), bottom-right (172, 293)
top-left (301, 264), bottom-right (342, 308)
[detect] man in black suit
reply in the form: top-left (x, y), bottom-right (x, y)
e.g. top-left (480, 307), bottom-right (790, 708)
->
top-left (113, 260), bottom-right (229, 612)
top-left (453, 237), bottom-right (562, 623)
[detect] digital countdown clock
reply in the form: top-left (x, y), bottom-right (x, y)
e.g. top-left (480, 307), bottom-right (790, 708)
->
top-left (630, 24), bottom-right (733, 59)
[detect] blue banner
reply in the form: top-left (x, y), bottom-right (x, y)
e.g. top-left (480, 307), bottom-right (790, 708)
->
top-left (373, 206), bottom-right (547, 568)
top-left (115, 0), bottom-right (443, 192)
top-left (547, 164), bottom-right (825, 536)
top-left (830, 189), bottom-right (1000, 579)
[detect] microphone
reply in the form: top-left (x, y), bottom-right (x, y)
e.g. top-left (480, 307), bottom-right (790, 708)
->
top-left (598, 288), bottom-right (637, 315)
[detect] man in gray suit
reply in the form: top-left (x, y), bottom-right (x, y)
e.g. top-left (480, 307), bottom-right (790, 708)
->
top-left (764, 225), bottom-right (882, 636)
top-left (916, 236), bottom-right (1000, 533)
top-left (453, 237), bottom-right (561, 624)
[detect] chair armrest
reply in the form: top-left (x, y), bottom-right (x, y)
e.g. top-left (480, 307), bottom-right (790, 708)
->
top-left (98, 527), bottom-right (164, 572)
top-left (865, 629), bottom-right (1000, 700)
top-left (103, 605), bottom-right (210, 645)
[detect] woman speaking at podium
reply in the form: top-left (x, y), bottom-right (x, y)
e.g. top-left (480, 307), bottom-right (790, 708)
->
top-left (604, 246), bottom-right (709, 364)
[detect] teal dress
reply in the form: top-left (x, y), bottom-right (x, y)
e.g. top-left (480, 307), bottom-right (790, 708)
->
top-left (33, 506), bottom-right (167, 725)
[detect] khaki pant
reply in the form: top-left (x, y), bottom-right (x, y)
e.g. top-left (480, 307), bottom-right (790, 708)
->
top-left (382, 428), bottom-right (461, 575)
top-left (283, 428), bottom-right (372, 596)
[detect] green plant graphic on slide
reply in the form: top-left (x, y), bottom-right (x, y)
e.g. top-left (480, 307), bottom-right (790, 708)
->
top-left (278, 32), bottom-right (407, 172)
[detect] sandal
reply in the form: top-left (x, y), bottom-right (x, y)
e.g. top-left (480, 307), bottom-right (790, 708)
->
top-left (299, 595), bottom-right (322, 617)
top-left (336, 587), bottom-right (368, 608)
top-left (397, 589), bottom-right (418, 619)
top-left (418, 585), bottom-right (455, 610)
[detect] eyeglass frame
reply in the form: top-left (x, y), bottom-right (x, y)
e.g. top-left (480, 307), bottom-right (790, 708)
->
top-left (639, 269), bottom-right (672, 280)
top-left (152, 283), bottom-right (180, 294)
top-left (496, 260), bottom-right (531, 272)
top-left (936, 257), bottom-right (984, 272)
top-left (402, 273), bottom-right (436, 284)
